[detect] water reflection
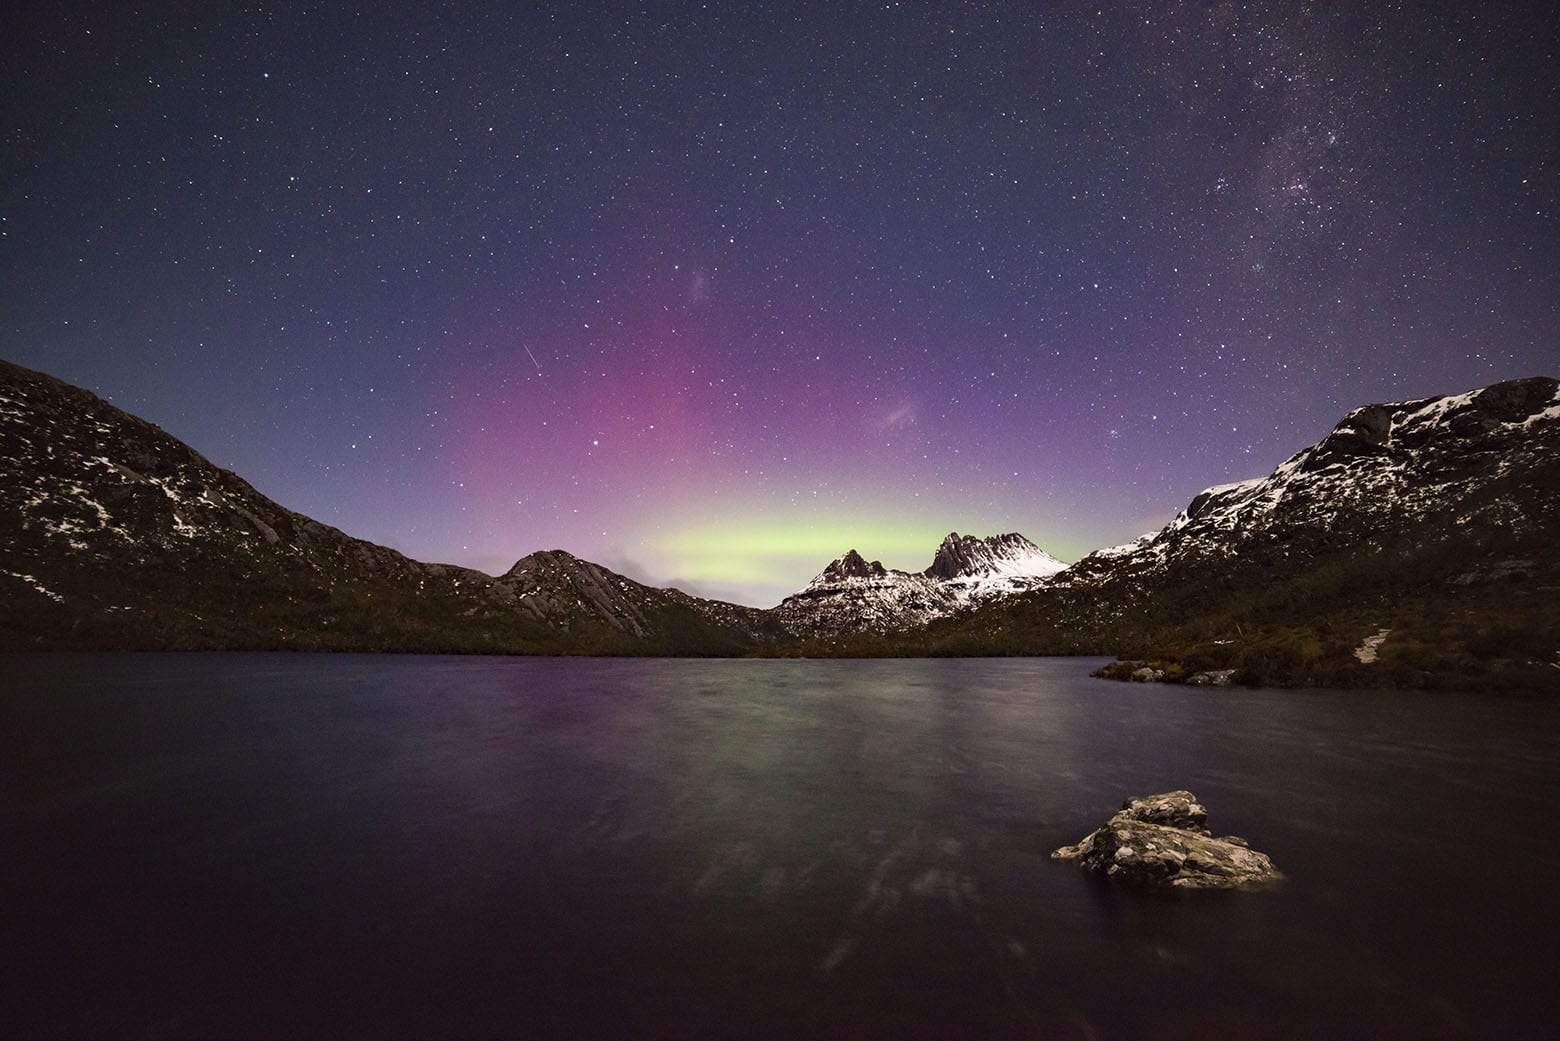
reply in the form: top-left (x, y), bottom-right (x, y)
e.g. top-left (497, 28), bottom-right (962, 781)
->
top-left (2, 653), bottom-right (1558, 1040)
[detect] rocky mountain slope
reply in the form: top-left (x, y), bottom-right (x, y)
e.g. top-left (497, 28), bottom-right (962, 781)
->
top-left (1061, 377), bottom-right (1560, 592)
top-left (773, 532), bottom-right (1066, 638)
top-left (820, 377), bottom-right (1560, 690)
top-left (0, 359), bottom-right (774, 653)
top-left (5, 357), bottom-right (1555, 689)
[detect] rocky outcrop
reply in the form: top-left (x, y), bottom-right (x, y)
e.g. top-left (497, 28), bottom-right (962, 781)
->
top-left (774, 531), bottom-right (1068, 638)
top-left (1091, 660), bottom-right (1168, 683)
top-left (1053, 791), bottom-right (1280, 890)
top-left (1093, 662), bottom-right (1240, 686)
top-left (1118, 791), bottom-right (1210, 829)
top-left (818, 549), bottom-right (890, 582)
top-left (924, 532), bottom-right (1066, 582)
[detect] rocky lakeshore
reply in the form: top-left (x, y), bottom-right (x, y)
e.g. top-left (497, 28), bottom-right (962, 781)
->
top-left (1091, 660), bottom-right (1239, 686)
top-left (1053, 791), bottom-right (1281, 890)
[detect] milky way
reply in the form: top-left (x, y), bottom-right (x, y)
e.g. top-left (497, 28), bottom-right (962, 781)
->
top-left (4, 2), bottom-right (1555, 605)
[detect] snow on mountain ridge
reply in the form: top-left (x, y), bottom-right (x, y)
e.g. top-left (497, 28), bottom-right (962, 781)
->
top-left (926, 531), bottom-right (1067, 582)
top-left (778, 530), bottom-right (1067, 638)
top-left (805, 548), bottom-right (895, 589)
top-left (1063, 375), bottom-right (1560, 588)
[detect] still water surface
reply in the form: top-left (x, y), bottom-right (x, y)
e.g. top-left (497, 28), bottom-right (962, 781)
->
top-left (3, 654), bottom-right (1557, 1039)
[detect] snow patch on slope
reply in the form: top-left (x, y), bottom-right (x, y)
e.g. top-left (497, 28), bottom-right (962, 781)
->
top-left (1064, 375), bottom-right (1560, 586)
top-left (2, 570), bottom-right (64, 603)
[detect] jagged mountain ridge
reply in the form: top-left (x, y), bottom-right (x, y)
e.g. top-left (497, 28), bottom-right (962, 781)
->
top-left (773, 531), bottom-right (1067, 639)
top-left (926, 531), bottom-right (1067, 582)
top-left (0, 359), bottom-right (774, 653)
top-left (1058, 376), bottom-right (1560, 591)
top-left (0, 358), bottom-right (1066, 650)
top-left (822, 376), bottom-right (1560, 690)
top-left (5, 356), bottom-right (1555, 689)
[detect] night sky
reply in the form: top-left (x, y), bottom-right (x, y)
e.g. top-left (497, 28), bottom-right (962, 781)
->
top-left (4, 3), bottom-right (1556, 606)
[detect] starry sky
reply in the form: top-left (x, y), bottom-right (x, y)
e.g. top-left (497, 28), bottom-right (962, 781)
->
top-left (4, 2), bottom-right (1556, 606)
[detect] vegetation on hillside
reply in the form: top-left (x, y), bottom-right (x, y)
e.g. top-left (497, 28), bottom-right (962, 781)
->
top-left (769, 514), bottom-right (1560, 693)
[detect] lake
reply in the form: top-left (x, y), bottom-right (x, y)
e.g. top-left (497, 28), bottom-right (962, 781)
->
top-left (3, 653), bottom-right (1557, 1039)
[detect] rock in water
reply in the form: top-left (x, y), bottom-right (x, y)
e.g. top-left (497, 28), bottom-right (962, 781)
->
top-left (1052, 791), bottom-right (1280, 889)
top-left (1118, 790), bottom-right (1208, 831)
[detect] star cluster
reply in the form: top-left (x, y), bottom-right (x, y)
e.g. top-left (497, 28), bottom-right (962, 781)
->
top-left (4, 2), bottom-right (1555, 605)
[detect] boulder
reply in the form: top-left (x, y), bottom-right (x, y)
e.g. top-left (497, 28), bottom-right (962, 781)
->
top-left (1052, 791), bottom-right (1280, 890)
top-left (1090, 661), bottom-right (1142, 681)
top-left (1118, 790), bottom-right (1208, 830)
top-left (1186, 669), bottom-right (1237, 686)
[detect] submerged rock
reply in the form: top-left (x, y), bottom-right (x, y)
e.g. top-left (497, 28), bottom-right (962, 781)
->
top-left (1052, 791), bottom-right (1280, 890)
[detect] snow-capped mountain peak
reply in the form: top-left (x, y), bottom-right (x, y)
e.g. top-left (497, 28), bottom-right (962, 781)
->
top-left (810, 548), bottom-right (892, 586)
top-left (778, 530), bottom-right (1068, 638)
top-left (924, 531), bottom-right (1068, 581)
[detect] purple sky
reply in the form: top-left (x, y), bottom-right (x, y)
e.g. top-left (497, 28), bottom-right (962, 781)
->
top-left (5, 2), bottom-right (1555, 605)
